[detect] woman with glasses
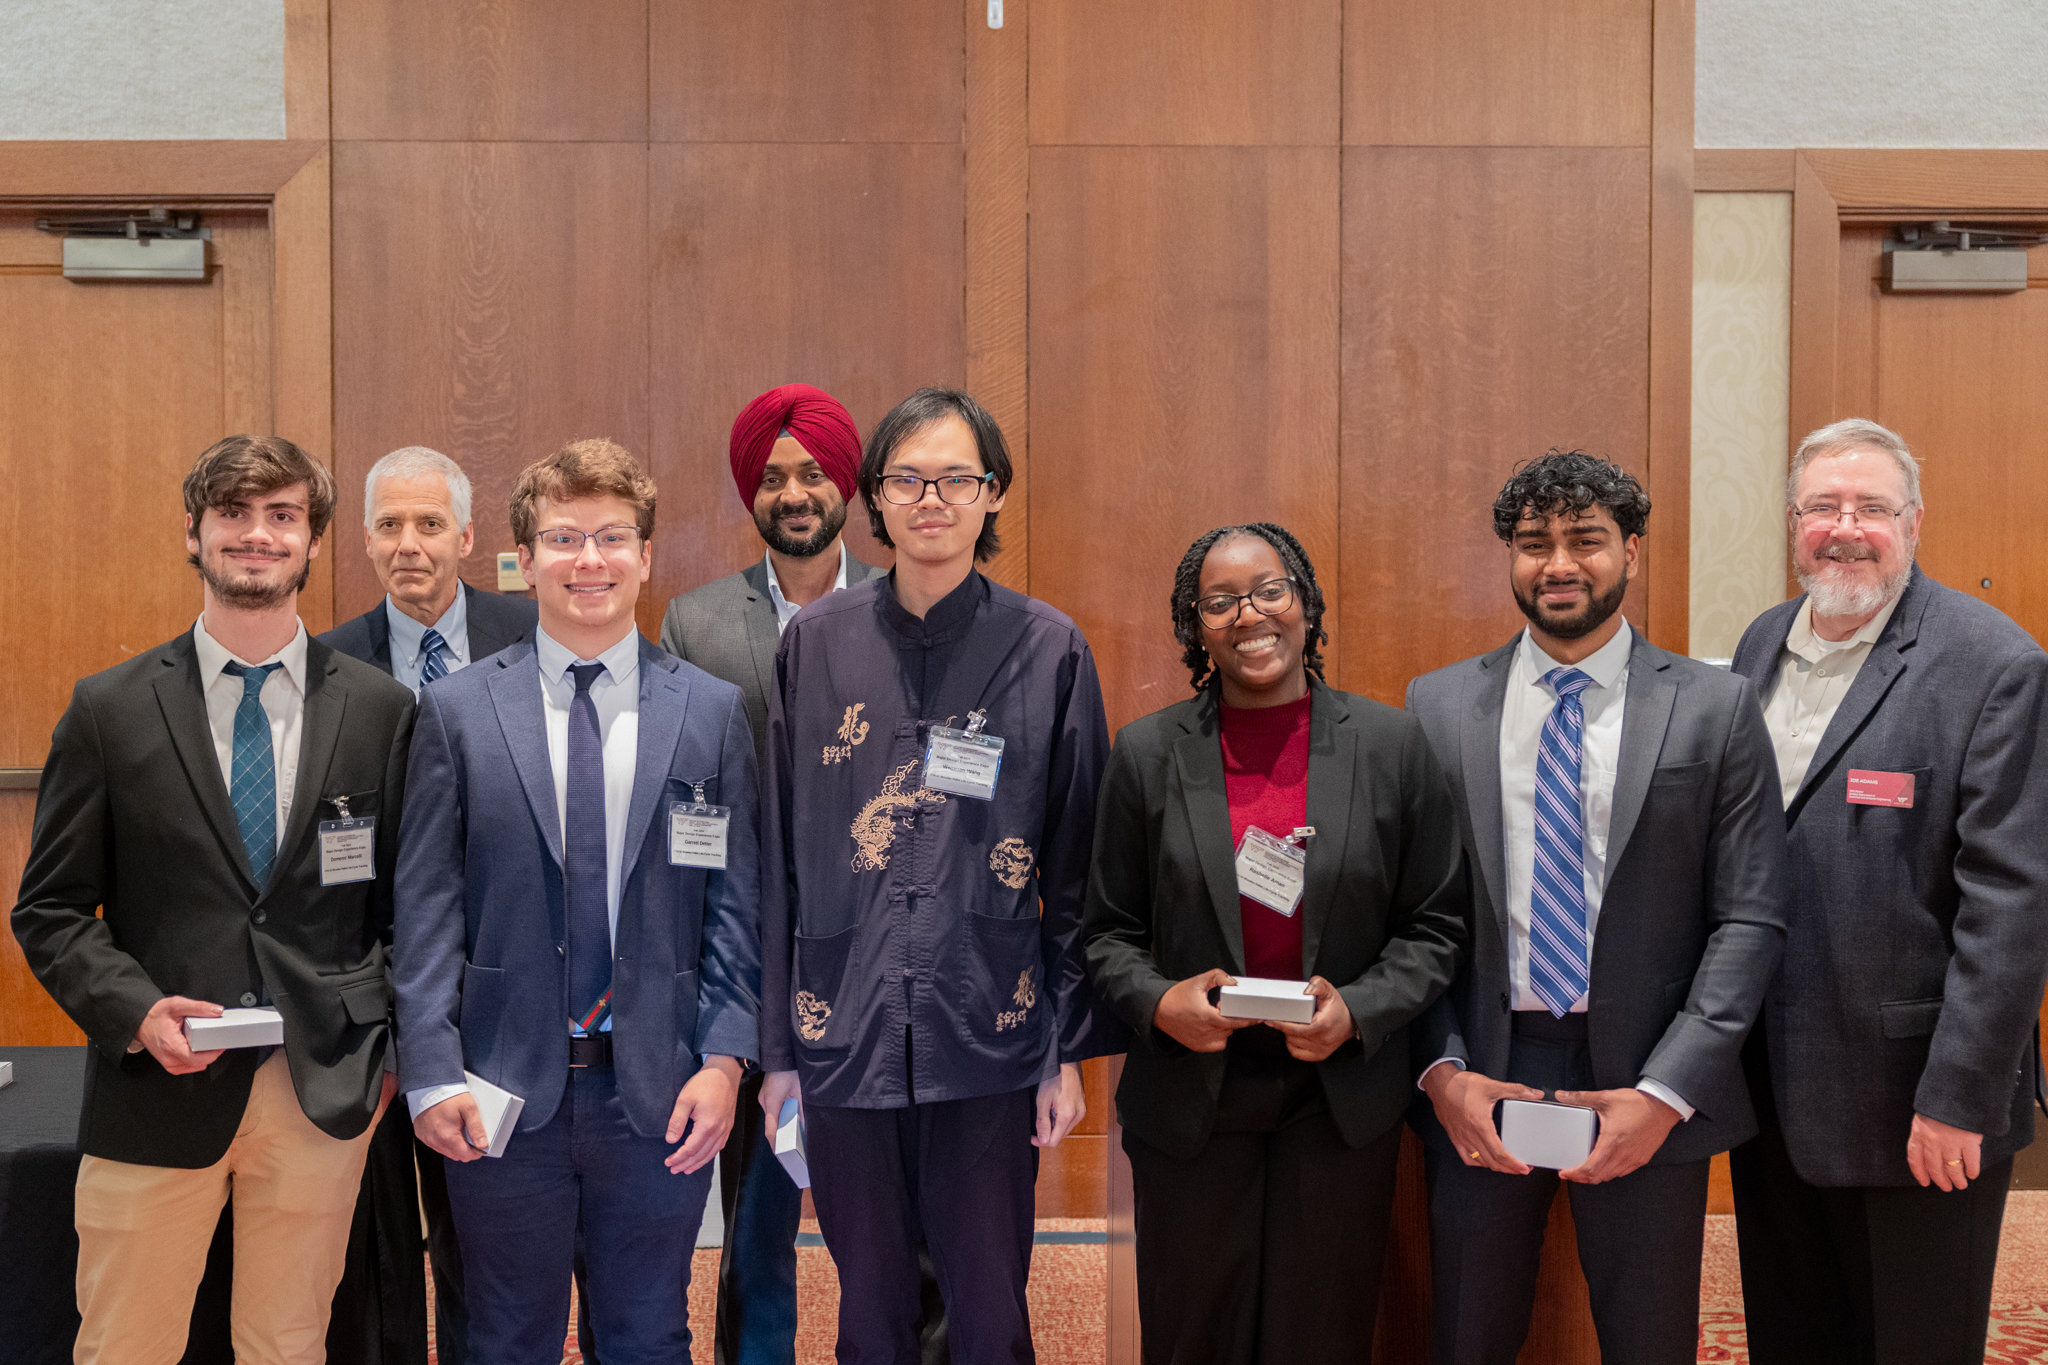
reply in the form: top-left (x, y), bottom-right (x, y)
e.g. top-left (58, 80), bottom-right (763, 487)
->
top-left (1083, 522), bottom-right (1467, 1364)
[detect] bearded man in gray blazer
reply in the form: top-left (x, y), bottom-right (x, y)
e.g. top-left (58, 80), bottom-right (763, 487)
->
top-left (1729, 419), bottom-right (2048, 1365)
top-left (1405, 451), bottom-right (1786, 1365)
top-left (657, 383), bottom-right (892, 1365)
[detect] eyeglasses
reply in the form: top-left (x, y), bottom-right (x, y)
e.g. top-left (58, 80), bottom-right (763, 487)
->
top-left (1793, 503), bottom-right (1906, 528)
top-left (1195, 577), bottom-right (1297, 629)
top-left (878, 472), bottom-right (997, 506)
top-left (534, 526), bottom-right (641, 555)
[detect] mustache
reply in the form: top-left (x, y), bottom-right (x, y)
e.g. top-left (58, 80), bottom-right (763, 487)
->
top-left (775, 500), bottom-right (824, 521)
top-left (1814, 541), bottom-right (1879, 563)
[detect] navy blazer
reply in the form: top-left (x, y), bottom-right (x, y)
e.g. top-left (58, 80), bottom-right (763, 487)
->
top-left (393, 634), bottom-right (761, 1139)
top-left (319, 580), bottom-right (538, 676)
top-left (1733, 568), bottom-right (2048, 1187)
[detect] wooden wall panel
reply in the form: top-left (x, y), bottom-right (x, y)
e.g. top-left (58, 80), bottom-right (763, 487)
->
top-left (652, 0), bottom-right (961, 144)
top-left (332, 0), bottom-right (648, 141)
top-left (1030, 0), bottom-right (1339, 147)
top-left (644, 143), bottom-right (964, 632)
top-left (1, 790), bottom-right (82, 1047)
top-left (1345, 0), bottom-right (1651, 148)
top-left (1340, 147), bottom-right (1651, 706)
top-left (1029, 146), bottom-right (1340, 731)
top-left (332, 141), bottom-right (649, 623)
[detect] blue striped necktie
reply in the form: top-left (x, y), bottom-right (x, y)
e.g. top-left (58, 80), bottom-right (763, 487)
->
top-left (223, 661), bottom-right (283, 886)
top-left (419, 627), bottom-right (450, 686)
top-left (1529, 667), bottom-right (1594, 1017)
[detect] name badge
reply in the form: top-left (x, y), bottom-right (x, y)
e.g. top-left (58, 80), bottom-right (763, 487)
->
top-left (1846, 768), bottom-right (1916, 808)
top-left (670, 784), bottom-right (731, 870)
top-left (1234, 825), bottom-right (1314, 917)
top-left (319, 817), bottom-right (376, 885)
top-left (923, 710), bottom-right (1005, 801)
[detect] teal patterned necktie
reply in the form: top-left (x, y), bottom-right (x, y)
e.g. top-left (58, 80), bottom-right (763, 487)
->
top-left (223, 661), bottom-right (283, 885)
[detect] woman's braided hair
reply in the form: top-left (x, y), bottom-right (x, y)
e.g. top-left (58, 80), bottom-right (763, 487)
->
top-left (1169, 523), bottom-right (1328, 691)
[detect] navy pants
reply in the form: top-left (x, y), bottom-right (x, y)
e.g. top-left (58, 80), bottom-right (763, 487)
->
top-left (443, 1065), bottom-right (714, 1365)
top-left (808, 1087), bottom-right (1038, 1365)
top-left (715, 1069), bottom-right (803, 1364)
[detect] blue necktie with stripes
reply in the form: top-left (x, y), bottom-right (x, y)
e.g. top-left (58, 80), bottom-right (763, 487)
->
top-left (419, 627), bottom-right (450, 686)
top-left (1529, 667), bottom-right (1594, 1017)
top-left (223, 661), bottom-right (283, 886)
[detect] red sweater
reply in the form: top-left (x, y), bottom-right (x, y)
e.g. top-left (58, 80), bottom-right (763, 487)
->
top-left (1219, 693), bottom-right (1312, 981)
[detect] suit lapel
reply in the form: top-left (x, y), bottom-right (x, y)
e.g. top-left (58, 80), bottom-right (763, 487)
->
top-left (488, 644), bottom-right (564, 868)
top-left (738, 562), bottom-right (781, 723)
top-left (265, 645), bottom-right (349, 901)
top-left (620, 641), bottom-right (690, 890)
top-left (1300, 681), bottom-right (1355, 977)
top-left (1605, 635), bottom-right (1676, 874)
top-left (366, 599), bottom-right (394, 674)
top-left (1787, 573), bottom-right (1928, 816)
top-left (153, 638), bottom-right (258, 891)
top-left (1461, 642), bottom-right (1516, 937)
top-left (1171, 692), bottom-right (1246, 975)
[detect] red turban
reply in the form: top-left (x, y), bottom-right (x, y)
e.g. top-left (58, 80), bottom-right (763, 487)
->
top-left (729, 383), bottom-right (861, 507)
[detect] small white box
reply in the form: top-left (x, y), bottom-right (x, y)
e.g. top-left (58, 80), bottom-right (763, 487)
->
top-left (184, 1007), bottom-right (284, 1050)
top-left (1499, 1099), bottom-right (1599, 1170)
top-left (0, 1060), bottom-right (12, 1089)
top-left (1216, 976), bottom-right (1316, 1024)
top-left (772, 1097), bottom-right (810, 1189)
top-left (463, 1070), bottom-right (525, 1159)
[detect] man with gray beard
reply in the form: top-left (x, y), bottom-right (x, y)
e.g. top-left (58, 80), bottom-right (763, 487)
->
top-left (1729, 418), bottom-right (2048, 1365)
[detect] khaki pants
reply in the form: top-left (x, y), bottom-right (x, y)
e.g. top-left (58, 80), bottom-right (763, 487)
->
top-left (73, 1052), bottom-right (383, 1365)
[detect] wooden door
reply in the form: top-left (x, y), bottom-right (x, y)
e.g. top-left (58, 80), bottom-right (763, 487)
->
top-left (0, 207), bottom-right (275, 1046)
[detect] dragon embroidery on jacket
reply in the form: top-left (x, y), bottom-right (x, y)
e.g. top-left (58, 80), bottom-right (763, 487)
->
top-left (822, 703), bottom-right (870, 765)
top-left (995, 970), bottom-right (1037, 1032)
top-left (850, 761), bottom-right (947, 872)
top-left (795, 991), bottom-right (832, 1043)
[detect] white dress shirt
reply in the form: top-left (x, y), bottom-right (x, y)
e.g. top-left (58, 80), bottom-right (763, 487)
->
top-left (763, 542), bottom-right (849, 635)
top-left (192, 616), bottom-right (308, 849)
top-left (1761, 594), bottom-right (1902, 807)
top-left (407, 623), bottom-right (643, 1121)
top-left (384, 588), bottom-right (470, 695)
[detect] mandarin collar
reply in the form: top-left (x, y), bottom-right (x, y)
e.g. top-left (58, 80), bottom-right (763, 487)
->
top-left (879, 568), bottom-right (986, 641)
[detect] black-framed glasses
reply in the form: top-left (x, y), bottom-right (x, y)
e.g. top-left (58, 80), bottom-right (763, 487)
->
top-left (534, 525), bottom-right (641, 555)
top-left (878, 472), bottom-right (997, 506)
top-left (1195, 577), bottom-right (1297, 628)
top-left (1793, 503), bottom-right (1906, 528)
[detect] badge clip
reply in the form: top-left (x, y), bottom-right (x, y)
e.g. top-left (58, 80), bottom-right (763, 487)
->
top-left (964, 710), bottom-right (989, 738)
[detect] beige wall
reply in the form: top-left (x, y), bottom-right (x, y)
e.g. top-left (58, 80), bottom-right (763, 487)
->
top-left (1689, 192), bottom-right (1791, 658)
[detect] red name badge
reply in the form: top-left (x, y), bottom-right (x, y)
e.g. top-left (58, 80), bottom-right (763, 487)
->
top-left (1846, 769), bottom-right (1915, 808)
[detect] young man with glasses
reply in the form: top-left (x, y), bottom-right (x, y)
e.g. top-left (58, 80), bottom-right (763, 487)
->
top-left (757, 388), bottom-right (1120, 1363)
top-left (1729, 419), bottom-right (2048, 1365)
top-left (393, 439), bottom-right (761, 1363)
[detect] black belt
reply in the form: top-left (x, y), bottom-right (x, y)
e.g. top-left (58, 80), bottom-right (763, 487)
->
top-left (1511, 1009), bottom-right (1590, 1042)
top-left (569, 1033), bottom-right (613, 1069)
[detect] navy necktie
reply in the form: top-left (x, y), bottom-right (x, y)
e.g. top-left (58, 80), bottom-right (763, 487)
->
top-left (223, 661), bottom-right (283, 886)
top-left (1530, 667), bottom-right (1594, 1016)
top-left (418, 627), bottom-right (450, 686)
top-left (565, 662), bottom-right (612, 1034)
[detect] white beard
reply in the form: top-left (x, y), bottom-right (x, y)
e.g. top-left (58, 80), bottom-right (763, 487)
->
top-left (1795, 550), bottom-right (1913, 620)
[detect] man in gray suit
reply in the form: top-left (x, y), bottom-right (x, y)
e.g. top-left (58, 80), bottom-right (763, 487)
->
top-left (1729, 418), bottom-right (2048, 1365)
top-left (1406, 451), bottom-right (1786, 1365)
top-left (658, 383), bottom-right (887, 1365)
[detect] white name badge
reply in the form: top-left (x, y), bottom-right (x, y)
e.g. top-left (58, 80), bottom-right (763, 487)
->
top-left (1233, 825), bottom-right (1313, 917)
top-left (670, 801), bottom-right (731, 870)
top-left (923, 710), bottom-right (1005, 801)
top-left (318, 817), bottom-right (376, 885)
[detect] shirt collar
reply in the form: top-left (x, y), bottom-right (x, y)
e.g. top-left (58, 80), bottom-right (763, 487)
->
top-left (1517, 617), bottom-right (1633, 694)
top-left (384, 584), bottom-right (468, 663)
top-left (880, 567), bottom-right (985, 640)
top-left (534, 623), bottom-right (642, 688)
top-left (192, 615), bottom-right (309, 694)
top-left (763, 541), bottom-right (850, 613)
top-left (1785, 592), bottom-right (1900, 663)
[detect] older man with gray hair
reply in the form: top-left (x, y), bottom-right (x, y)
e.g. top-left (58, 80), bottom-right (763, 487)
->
top-left (320, 445), bottom-right (536, 1365)
top-left (1728, 418), bottom-right (2048, 1365)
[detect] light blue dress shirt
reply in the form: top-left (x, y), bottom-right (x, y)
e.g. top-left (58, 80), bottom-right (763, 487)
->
top-left (384, 589), bottom-right (470, 695)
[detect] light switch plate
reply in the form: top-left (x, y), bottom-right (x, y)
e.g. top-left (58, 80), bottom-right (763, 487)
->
top-left (495, 552), bottom-right (526, 592)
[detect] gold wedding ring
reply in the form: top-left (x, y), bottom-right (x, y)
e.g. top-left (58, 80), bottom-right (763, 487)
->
top-left (1468, 1150), bottom-right (1482, 1160)
top-left (1946, 1159), bottom-right (1963, 1166)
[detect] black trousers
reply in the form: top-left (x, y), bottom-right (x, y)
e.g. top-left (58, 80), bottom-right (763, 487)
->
top-left (807, 1087), bottom-right (1039, 1365)
top-left (1730, 1046), bottom-right (2011, 1365)
top-left (1123, 1031), bottom-right (1402, 1365)
top-left (1424, 1012), bottom-right (1708, 1365)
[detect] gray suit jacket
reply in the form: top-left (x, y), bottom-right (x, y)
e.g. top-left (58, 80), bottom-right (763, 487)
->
top-left (1406, 628), bottom-right (1787, 1166)
top-left (1732, 568), bottom-right (2048, 1186)
top-left (658, 553), bottom-right (885, 760)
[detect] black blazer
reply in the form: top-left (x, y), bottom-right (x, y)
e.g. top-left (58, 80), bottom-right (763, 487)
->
top-left (1082, 678), bottom-right (1467, 1160)
top-left (11, 632), bottom-right (415, 1168)
top-left (318, 579), bottom-right (539, 676)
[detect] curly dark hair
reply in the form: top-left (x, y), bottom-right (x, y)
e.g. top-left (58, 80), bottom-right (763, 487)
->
top-left (1169, 523), bottom-right (1328, 691)
top-left (1490, 450), bottom-right (1651, 542)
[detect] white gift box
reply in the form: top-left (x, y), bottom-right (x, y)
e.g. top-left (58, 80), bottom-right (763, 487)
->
top-left (772, 1097), bottom-right (810, 1189)
top-left (463, 1071), bottom-right (525, 1159)
top-left (1216, 976), bottom-right (1316, 1024)
top-left (0, 1059), bottom-right (12, 1089)
top-left (183, 1007), bottom-right (284, 1050)
top-left (1498, 1099), bottom-right (1599, 1170)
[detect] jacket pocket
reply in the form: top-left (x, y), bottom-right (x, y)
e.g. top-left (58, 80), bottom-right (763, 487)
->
top-left (1880, 996), bottom-right (1943, 1039)
top-left (954, 911), bottom-right (1047, 1054)
top-left (792, 925), bottom-right (859, 1052)
top-left (1650, 760), bottom-right (1710, 788)
top-left (339, 976), bottom-right (390, 1026)
top-left (674, 969), bottom-right (701, 1054)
